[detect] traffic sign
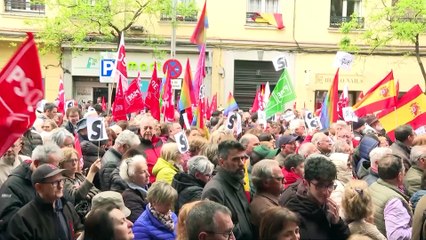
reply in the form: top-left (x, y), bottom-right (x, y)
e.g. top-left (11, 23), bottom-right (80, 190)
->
top-left (163, 59), bottom-right (182, 79)
top-left (100, 59), bottom-right (115, 83)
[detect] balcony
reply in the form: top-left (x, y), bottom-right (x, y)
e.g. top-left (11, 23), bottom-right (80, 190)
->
top-left (330, 16), bottom-right (364, 28)
top-left (4, 0), bottom-right (45, 14)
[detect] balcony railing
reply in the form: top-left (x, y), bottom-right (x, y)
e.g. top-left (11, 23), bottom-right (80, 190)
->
top-left (330, 16), bottom-right (364, 28)
top-left (160, 14), bottom-right (197, 22)
top-left (4, 0), bottom-right (45, 14)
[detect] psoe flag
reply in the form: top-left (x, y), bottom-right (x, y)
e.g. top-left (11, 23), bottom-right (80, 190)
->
top-left (377, 84), bottom-right (426, 141)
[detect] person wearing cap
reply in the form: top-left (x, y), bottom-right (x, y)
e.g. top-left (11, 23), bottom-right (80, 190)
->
top-left (172, 155), bottom-right (214, 214)
top-left (274, 135), bottom-right (298, 167)
top-left (133, 181), bottom-right (178, 239)
top-left (0, 143), bottom-right (64, 234)
top-left (6, 164), bottom-right (83, 240)
top-left (250, 159), bottom-right (284, 234)
top-left (100, 130), bottom-right (141, 192)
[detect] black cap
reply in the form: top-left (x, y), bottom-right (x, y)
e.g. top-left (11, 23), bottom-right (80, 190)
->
top-left (276, 135), bottom-right (298, 148)
top-left (31, 164), bottom-right (69, 185)
top-left (353, 118), bottom-right (366, 130)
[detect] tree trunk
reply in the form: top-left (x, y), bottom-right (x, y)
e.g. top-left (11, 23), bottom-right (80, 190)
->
top-left (415, 34), bottom-right (426, 91)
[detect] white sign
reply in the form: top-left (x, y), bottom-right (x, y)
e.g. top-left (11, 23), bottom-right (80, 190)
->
top-left (342, 107), bottom-right (358, 122)
top-left (87, 117), bottom-right (108, 141)
top-left (415, 126), bottom-right (426, 136)
top-left (257, 110), bottom-right (267, 129)
top-left (304, 111), bottom-right (322, 130)
top-left (175, 131), bottom-right (189, 153)
top-left (171, 79), bottom-right (182, 90)
top-left (282, 111), bottom-right (296, 122)
top-left (182, 112), bottom-right (191, 130)
top-left (272, 55), bottom-right (288, 71)
top-left (226, 112), bottom-right (241, 132)
top-left (333, 51), bottom-right (354, 70)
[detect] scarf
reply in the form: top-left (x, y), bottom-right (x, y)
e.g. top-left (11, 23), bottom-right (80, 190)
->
top-left (148, 203), bottom-right (174, 231)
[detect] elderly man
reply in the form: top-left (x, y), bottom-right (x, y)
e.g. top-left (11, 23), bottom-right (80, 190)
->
top-left (404, 145), bottom-right (426, 196)
top-left (363, 147), bottom-right (393, 185)
top-left (369, 154), bottom-right (412, 239)
top-left (289, 119), bottom-right (306, 145)
top-left (274, 135), bottom-right (298, 167)
top-left (0, 144), bottom-right (63, 233)
top-left (0, 138), bottom-right (30, 187)
top-left (239, 133), bottom-right (260, 155)
top-left (99, 130), bottom-right (141, 191)
top-left (172, 155), bottom-right (215, 213)
top-left (6, 164), bottom-right (83, 239)
top-left (312, 132), bottom-right (333, 156)
top-left (166, 122), bottom-right (182, 143)
top-left (250, 160), bottom-right (283, 231)
top-left (186, 200), bottom-right (234, 240)
top-left (298, 142), bottom-right (320, 159)
top-left (391, 125), bottom-right (416, 172)
top-left (136, 116), bottom-right (163, 183)
top-left (202, 140), bottom-right (254, 240)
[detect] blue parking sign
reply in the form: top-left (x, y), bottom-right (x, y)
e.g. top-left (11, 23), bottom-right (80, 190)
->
top-left (100, 59), bottom-right (115, 83)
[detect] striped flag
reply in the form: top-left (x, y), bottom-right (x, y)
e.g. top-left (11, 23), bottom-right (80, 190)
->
top-left (190, 0), bottom-right (208, 45)
top-left (320, 68), bottom-right (339, 129)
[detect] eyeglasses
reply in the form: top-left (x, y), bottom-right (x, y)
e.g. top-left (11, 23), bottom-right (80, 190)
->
top-left (309, 181), bottom-right (336, 191)
top-left (143, 126), bottom-right (153, 130)
top-left (205, 228), bottom-right (234, 240)
top-left (43, 179), bottom-right (64, 188)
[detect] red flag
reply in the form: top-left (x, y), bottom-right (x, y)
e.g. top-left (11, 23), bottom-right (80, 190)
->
top-left (251, 89), bottom-right (261, 113)
top-left (125, 74), bottom-right (145, 114)
top-left (357, 91), bottom-right (364, 102)
top-left (196, 98), bottom-right (206, 129)
top-left (57, 78), bottom-right (65, 115)
top-left (146, 63), bottom-right (161, 121)
top-left (396, 80), bottom-right (400, 98)
top-left (0, 33), bottom-right (44, 157)
top-left (337, 84), bottom-right (349, 119)
top-left (112, 77), bottom-right (127, 121)
top-left (101, 96), bottom-right (106, 111)
top-left (205, 97), bottom-right (211, 120)
top-left (193, 44), bottom-right (206, 102)
top-left (162, 68), bottom-right (175, 122)
top-left (210, 93), bottom-right (217, 115)
top-left (114, 33), bottom-right (128, 91)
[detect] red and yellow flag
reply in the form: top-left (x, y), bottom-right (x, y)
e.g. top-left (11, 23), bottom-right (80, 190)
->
top-left (252, 13), bottom-right (284, 30)
top-left (377, 84), bottom-right (426, 141)
top-left (353, 71), bottom-right (397, 117)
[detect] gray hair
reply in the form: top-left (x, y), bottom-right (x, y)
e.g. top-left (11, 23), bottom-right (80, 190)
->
top-left (333, 140), bottom-right (350, 153)
top-left (289, 119), bottom-right (305, 134)
top-left (251, 160), bottom-right (280, 192)
top-left (298, 142), bottom-right (316, 158)
top-left (115, 129), bottom-right (140, 147)
top-left (369, 147), bottom-right (392, 167)
top-left (119, 155), bottom-right (147, 183)
top-left (49, 128), bottom-right (74, 147)
top-left (311, 132), bottom-right (327, 146)
top-left (410, 145), bottom-right (426, 165)
top-left (186, 200), bottom-right (232, 240)
top-left (239, 133), bottom-right (258, 148)
top-left (187, 155), bottom-right (214, 176)
top-left (31, 143), bottom-right (63, 164)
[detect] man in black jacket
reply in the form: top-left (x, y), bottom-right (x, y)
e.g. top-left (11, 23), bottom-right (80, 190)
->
top-left (7, 164), bottom-right (83, 239)
top-left (202, 140), bottom-right (254, 240)
top-left (284, 154), bottom-right (350, 240)
top-left (0, 143), bottom-right (64, 234)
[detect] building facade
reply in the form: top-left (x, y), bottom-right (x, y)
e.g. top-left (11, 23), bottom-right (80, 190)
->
top-left (0, 0), bottom-right (425, 111)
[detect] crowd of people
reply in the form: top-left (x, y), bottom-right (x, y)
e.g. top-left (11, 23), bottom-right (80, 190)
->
top-left (0, 99), bottom-right (426, 240)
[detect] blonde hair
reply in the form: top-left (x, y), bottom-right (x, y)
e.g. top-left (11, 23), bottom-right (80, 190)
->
top-left (59, 147), bottom-right (79, 168)
top-left (341, 180), bottom-right (373, 222)
top-left (160, 143), bottom-right (181, 164)
top-left (147, 181), bottom-right (178, 205)
top-left (176, 201), bottom-right (202, 240)
top-left (189, 136), bottom-right (208, 156)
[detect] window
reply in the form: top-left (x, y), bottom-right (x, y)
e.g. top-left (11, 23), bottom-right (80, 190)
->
top-left (160, 0), bottom-right (198, 22)
top-left (330, 0), bottom-right (364, 28)
top-left (246, 0), bottom-right (279, 25)
top-left (4, 0), bottom-right (45, 14)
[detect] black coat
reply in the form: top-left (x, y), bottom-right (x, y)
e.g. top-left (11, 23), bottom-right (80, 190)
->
top-left (0, 161), bottom-right (34, 233)
top-left (20, 129), bottom-right (42, 157)
top-left (122, 186), bottom-right (148, 223)
top-left (110, 168), bottom-right (127, 193)
top-left (172, 172), bottom-right (205, 213)
top-left (6, 196), bottom-right (83, 240)
top-left (285, 193), bottom-right (351, 240)
top-left (99, 148), bottom-right (122, 191)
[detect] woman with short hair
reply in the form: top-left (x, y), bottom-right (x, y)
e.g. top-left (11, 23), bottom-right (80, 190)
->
top-left (120, 155), bottom-right (150, 223)
top-left (133, 181), bottom-right (178, 240)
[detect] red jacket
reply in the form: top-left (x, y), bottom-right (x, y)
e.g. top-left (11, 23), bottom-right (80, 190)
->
top-left (283, 168), bottom-right (302, 189)
top-left (137, 136), bottom-right (163, 183)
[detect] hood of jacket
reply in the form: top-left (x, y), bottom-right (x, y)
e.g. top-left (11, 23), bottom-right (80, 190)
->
top-left (152, 158), bottom-right (177, 176)
top-left (171, 172), bottom-right (205, 193)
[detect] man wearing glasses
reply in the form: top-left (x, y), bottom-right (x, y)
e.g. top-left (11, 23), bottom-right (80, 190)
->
top-left (6, 164), bottom-right (83, 239)
top-left (202, 140), bottom-right (254, 240)
top-left (284, 154), bottom-right (350, 239)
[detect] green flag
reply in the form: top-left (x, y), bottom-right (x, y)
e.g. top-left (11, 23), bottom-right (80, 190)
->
top-left (265, 69), bottom-right (296, 118)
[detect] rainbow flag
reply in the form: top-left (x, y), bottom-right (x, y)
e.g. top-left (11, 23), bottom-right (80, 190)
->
top-left (224, 92), bottom-right (239, 116)
top-left (179, 59), bottom-right (195, 111)
top-left (190, 0), bottom-right (208, 45)
top-left (320, 68), bottom-right (339, 129)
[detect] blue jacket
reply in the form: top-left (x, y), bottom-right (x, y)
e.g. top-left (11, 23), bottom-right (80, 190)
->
top-left (133, 206), bottom-right (177, 240)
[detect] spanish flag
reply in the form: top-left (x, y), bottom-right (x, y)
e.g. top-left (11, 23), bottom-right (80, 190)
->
top-left (353, 71), bottom-right (397, 117)
top-left (252, 13), bottom-right (284, 30)
top-left (377, 84), bottom-right (426, 141)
